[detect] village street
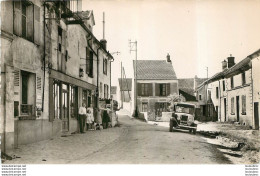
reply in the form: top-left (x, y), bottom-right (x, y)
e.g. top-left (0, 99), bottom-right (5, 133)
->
top-left (4, 113), bottom-right (231, 164)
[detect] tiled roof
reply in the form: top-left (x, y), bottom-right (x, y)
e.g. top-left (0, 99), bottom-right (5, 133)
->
top-left (179, 89), bottom-right (197, 102)
top-left (118, 78), bottom-right (132, 91)
top-left (178, 78), bottom-right (207, 95)
top-left (133, 60), bottom-right (177, 80)
top-left (111, 86), bottom-right (117, 94)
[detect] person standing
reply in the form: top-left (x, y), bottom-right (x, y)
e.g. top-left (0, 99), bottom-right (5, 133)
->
top-left (102, 107), bottom-right (111, 129)
top-left (78, 103), bottom-right (87, 133)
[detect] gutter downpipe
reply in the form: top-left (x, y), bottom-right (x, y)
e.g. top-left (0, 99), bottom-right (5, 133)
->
top-left (87, 34), bottom-right (98, 108)
top-left (42, 1), bottom-right (46, 112)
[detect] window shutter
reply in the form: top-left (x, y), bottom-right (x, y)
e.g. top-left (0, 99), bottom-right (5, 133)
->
top-left (137, 83), bottom-right (142, 96)
top-left (14, 69), bottom-right (20, 116)
top-left (49, 78), bottom-right (54, 122)
top-left (36, 75), bottom-right (42, 109)
top-left (34, 5), bottom-right (40, 45)
top-left (148, 83), bottom-right (153, 96)
top-left (26, 5), bottom-right (34, 41)
top-left (14, 1), bottom-right (22, 36)
top-left (86, 47), bottom-right (90, 74)
top-left (170, 82), bottom-right (178, 94)
top-left (155, 84), bottom-right (160, 96)
top-left (166, 83), bottom-right (170, 96)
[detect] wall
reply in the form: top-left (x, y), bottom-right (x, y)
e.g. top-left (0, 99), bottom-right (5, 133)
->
top-left (252, 55), bottom-right (260, 129)
top-left (226, 69), bottom-right (253, 126)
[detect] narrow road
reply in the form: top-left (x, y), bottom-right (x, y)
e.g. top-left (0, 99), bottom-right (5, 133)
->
top-left (75, 114), bottom-right (231, 164)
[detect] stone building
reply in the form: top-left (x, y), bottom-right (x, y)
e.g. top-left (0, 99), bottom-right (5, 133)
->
top-left (133, 55), bottom-right (178, 121)
top-left (0, 0), bottom-right (113, 152)
top-left (195, 50), bottom-right (260, 130)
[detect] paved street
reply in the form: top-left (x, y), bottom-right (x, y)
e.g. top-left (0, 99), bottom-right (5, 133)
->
top-left (4, 114), bottom-right (231, 164)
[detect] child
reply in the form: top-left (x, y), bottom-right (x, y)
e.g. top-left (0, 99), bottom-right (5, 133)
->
top-left (86, 110), bottom-right (93, 130)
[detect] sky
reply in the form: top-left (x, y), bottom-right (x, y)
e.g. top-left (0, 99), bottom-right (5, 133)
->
top-left (82, 0), bottom-right (260, 86)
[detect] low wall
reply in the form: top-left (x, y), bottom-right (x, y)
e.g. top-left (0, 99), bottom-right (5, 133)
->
top-left (14, 119), bottom-right (62, 146)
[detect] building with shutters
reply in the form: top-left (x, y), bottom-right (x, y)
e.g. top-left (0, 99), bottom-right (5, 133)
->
top-left (0, 0), bottom-right (113, 151)
top-left (133, 55), bottom-right (178, 121)
top-left (195, 49), bottom-right (260, 130)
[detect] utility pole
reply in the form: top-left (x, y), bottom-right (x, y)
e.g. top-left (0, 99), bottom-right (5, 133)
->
top-left (129, 40), bottom-right (138, 117)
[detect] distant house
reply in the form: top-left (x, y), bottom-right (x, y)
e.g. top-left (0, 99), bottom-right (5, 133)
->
top-left (118, 78), bottom-right (132, 103)
top-left (111, 86), bottom-right (117, 101)
top-left (178, 76), bottom-right (207, 102)
top-left (133, 54), bottom-right (178, 121)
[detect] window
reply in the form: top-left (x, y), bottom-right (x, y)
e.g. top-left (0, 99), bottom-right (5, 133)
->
top-left (222, 80), bottom-right (225, 91)
top-left (208, 90), bottom-right (211, 100)
top-left (231, 77), bottom-right (234, 89)
top-left (242, 95), bottom-right (246, 115)
top-left (242, 72), bottom-right (246, 85)
top-left (199, 95), bottom-right (202, 100)
top-left (13, 1), bottom-right (39, 43)
top-left (100, 82), bottom-right (103, 97)
top-left (103, 58), bottom-right (107, 75)
top-left (58, 27), bottom-right (62, 52)
top-left (70, 86), bottom-right (77, 118)
top-left (160, 84), bottom-right (166, 96)
top-left (104, 84), bottom-right (107, 99)
top-left (216, 87), bottom-right (219, 99)
top-left (141, 84), bottom-right (149, 96)
top-left (86, 51), bottom-right (93, 77)
top-left (142, 103), bottom-right (148, 112)
top-left (231, 97), bottom-right (235, 114)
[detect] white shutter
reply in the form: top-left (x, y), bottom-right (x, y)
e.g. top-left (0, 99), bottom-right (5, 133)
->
top-left (14, 69), bottom-right (20, 101)
top-left (36, 75), bottom-right (42, 109)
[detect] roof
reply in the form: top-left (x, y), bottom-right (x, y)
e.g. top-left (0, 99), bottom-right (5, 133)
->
top-left (178, 77), bottom-right (207, 95)
top-left (133, 60), bottom-right (177, 80)
top-left (111, 86), bottom-right (117, 94)
top-left (77, 11), bottom-right (95, 25)
top-left (118, 78), bottom-right (132, 91)
top-left (179, 89), bottom-right (197, 102)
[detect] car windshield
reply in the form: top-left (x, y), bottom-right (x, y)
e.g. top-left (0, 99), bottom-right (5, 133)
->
top-left (175, 105), bottom-right (195, 115)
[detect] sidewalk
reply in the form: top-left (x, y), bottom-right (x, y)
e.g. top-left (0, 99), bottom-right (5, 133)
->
top-left (2, 126), bottom-right (127, 164)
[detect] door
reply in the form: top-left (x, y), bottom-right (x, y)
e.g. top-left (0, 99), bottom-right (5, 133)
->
top-left (236, 96), bottom-right (240, 122)
top-left (62, 84), bottom-right (69, 132)
top-left (224, 98), bottom-right (227, 121)
top-left (254, 102), bottom-right (259, 130)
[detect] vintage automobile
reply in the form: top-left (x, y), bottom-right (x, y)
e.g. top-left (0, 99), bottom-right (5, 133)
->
top-left (169, 102), bottom-right (197, 134)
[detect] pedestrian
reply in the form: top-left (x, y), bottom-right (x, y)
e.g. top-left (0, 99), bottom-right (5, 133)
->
top-left (78, 103), bottom-right (87, 133)
top-left (86, 109), bottom-right (94, 130)
top-left (102, 107), bottom-right (111, 129)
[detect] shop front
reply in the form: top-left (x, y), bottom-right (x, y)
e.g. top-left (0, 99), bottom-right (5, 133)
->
top-left (49, 70), bottom-right (96, 134)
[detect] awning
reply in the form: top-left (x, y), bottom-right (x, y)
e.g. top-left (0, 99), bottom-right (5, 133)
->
top-left (49, 69), bottom-right (96, 90)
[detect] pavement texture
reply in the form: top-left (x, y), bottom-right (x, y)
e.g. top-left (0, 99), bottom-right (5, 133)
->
top-left (150, 120), bottom-right (260, 164)
top-left (3, 112), bottom-right (233, 164)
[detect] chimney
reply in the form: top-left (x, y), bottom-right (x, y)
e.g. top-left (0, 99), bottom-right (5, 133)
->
top-left (166, 53), bottom-right (171, 62)
top-left (227, 54), bottom-right (235, 68)
top-left (100, 39), bottom-right (107, 50)
top-left (222, 60), bottom-right (227, 70)
top-left (194, 75), bottom-right (198, 90)
top-left (100, 12), bottom-right (107, 50)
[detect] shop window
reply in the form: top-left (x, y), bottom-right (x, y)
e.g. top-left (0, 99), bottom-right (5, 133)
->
top-left (53, 81), bottom-right (60, 119)
top-left (70, 86), bottom-right (77, 118)
top-left (242, 95), bottom-right (246, 115)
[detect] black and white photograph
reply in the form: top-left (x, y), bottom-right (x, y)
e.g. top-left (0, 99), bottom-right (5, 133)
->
top-left (0, 0), bottom-right (260, 175)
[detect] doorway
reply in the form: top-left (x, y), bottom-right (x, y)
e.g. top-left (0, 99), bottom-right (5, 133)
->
top-left (254, 102), bottom-right (259, 130)
top-left (224, 98), bottom-right (227, 121)
top-left (236, 96), bottom-right (240, 122)
top-left (62, 84), bottom-right (69, 132)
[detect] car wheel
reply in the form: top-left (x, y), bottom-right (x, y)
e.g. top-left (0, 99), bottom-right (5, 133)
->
top-left (193, 129), bottom-right (196, 134)
top-left (169, 120), bottom-right (173, 132)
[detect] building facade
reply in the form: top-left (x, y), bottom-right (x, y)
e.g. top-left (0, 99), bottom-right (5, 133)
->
top-left (133, 55), bottom-right (178, 121)
top-left (0, 0), bottom-right (113, 151)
